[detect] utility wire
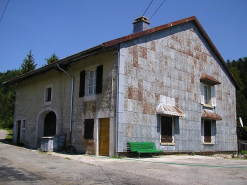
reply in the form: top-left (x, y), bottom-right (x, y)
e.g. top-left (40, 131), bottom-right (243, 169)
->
top-left (142, 0), bottom-right (153, 16)
top-left (149, 0), bottom-right (166, 21)
top-left (0, 0), bottom-right (10, 23)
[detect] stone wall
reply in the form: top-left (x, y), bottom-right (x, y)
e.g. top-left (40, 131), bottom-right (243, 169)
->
top-left (13, 50), bottom-right (118, 155)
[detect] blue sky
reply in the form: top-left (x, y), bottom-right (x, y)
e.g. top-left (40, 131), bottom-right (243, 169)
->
top-left (0, 0), bottom-right (246, 72)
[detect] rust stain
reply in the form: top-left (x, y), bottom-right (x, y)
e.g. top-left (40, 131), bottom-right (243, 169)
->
top-left (133, 45), bottom-right (139, 68)
top-left (151, 41), bottom-right (156, 51)
top-left (155, 93), bottom-right (160, 104)
top-left (138, 80), bottom-right (143, 91)
top-left (191, 74), bottom-right (194, 84)
top-left (128, 86), bottom-right (133, 99)
top-left (139, 46), bottom-right (147, 59)
top-left (138, 90), bottom-right (143, 101)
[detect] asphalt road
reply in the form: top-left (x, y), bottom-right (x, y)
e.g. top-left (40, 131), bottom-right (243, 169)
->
top-left (0, 130), bottom-right (247, 185)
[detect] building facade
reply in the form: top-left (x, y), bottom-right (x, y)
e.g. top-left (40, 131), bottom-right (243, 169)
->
top-left (5, 16), bottom-right (239, 156)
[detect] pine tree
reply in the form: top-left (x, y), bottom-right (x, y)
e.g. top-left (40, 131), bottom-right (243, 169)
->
top-left (45, 53), bottom-right (59, 65)
top-left (20, 50), bottom-right (37, 74)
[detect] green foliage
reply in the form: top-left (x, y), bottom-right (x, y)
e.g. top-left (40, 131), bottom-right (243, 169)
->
top-left (241, 150), bottom-right (247, 155)
top-left (0, 70), bottom-right (21, 129)
top-left (45, 53), bottom-right (59, 65)
top-left (20, 50), bottom-right (37, 74)
top-left (227, 57), bottom-right (247, 140)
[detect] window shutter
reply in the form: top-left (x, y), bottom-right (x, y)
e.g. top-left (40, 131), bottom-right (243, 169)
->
top-left (79, 71), bottom-right (85, 97)
top-left (96, 65), bottom-right (103, 94)
top-left (211, 85), bottom-right (216, 106)
top-left (201, 120), bottom-right (204, 143)
top-left (200, 82), bottom-right (205, 104)
top-left (211, 121), bottom-right (216, 143)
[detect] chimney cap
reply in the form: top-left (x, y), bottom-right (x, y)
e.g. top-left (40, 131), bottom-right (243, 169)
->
top-left (133, 16), bottom-right (150, 24)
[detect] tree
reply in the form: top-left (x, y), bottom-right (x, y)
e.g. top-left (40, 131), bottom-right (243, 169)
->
top-left (227, 57), bottom-right (247, 141)
top-left (45, 53), bottom-right (59, 65)
top-left (0, 69), bottom-right (21, 129)
top-left (20, 50), bottom-right (37, 74)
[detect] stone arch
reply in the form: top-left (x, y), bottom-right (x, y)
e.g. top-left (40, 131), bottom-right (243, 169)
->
top-left (36, 109), bottom-right (57, 147)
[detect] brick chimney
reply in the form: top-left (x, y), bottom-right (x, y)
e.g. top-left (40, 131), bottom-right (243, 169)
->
top-left (133, 16), bottom-right (150, 33)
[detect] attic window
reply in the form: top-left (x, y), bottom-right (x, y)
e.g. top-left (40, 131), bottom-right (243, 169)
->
top-left (44, 84), bottom-right (53, 105)
top-left (200, 74), bottom-right (221, 85)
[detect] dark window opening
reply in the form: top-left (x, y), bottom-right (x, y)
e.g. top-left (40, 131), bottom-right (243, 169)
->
top-left (46, 88), bottom-right (52, 102)
top-left (84, 119), bottom-right (94, 139)
top-left (161, 116), bottom-right (173, 143)
top-left (204, 120), bottom-right (211, 143)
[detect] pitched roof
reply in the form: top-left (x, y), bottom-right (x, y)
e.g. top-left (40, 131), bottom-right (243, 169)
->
top-left (3, 16), bottom-right (240, 89)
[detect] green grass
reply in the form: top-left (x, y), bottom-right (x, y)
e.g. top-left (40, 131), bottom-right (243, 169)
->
top-left (4, 129), bottom-right (13, 140)
top-left (65, 157), bottom-right (71, 160)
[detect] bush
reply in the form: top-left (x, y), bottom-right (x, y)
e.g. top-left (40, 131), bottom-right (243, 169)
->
top-left (241, 150), bottom-right (247, 155)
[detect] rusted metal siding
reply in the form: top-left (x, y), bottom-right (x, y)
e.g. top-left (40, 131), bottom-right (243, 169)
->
top-left (119, 21), bottom-right (237, 152)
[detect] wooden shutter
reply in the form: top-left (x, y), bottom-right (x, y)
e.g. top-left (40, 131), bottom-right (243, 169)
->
top-left (96, 65), bottom-right (103, 94)
top-left (161, 117), bottom-right (173, 143)
top-left (211, 85), bottom-right (216, 106)
top-left (204, 121), bottom-right (211, 142)
top-left (79, 71), bottom-right (85, 97)
top-left (200, 82), bottom-right (205, 104)
top-left (84, 119), bottom-right (94, 139)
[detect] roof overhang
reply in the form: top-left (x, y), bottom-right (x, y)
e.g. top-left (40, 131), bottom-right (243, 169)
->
top-left (200, 74), bottom-right (221, 85)
top-left (156, 103), bottom-right (186, 117)
top-left (202, 110), bottom-right (222, 120)
top-left (3, 44), bottom-right (117, 85)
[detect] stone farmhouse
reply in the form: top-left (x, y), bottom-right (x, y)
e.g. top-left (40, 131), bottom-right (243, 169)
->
top-left (4, 16), bottom-right (240, 156)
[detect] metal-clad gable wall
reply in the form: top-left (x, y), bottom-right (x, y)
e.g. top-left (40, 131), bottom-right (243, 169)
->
top-left (118, 21), bottom-right (237, 152)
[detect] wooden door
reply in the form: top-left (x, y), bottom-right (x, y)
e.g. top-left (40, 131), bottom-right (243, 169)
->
top-left (99, 118), bottom-right (109, 156)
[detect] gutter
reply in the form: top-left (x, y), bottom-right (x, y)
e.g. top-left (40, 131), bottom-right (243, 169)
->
top-left (57, 64), bottom-right (74, 147)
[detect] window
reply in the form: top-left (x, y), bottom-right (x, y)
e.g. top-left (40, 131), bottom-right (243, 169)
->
top-left (160, 116), bottom-right (174, 144)
top-left (44, 85), bottom-right (53, 104)
top-left (201, 120), bottom-right (216, 144)
top-left (204, 84), bottom-right (211, 105)
top-left (89, 70), bottom-right (97, 95)
top-left (200, 83), bottom-right (216, 106)
top-left (79, 65), bottom-right (103, 97)
top-left (84, 119), bottom-right (94, 139)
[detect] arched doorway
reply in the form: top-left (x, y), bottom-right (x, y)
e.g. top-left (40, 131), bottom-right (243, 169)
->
top-left (44, 111), bottom-right (56, 136)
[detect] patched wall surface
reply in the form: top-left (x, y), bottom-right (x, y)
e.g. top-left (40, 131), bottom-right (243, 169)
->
top-left (119, 22), bottom-right (237, 152)
top-left (14, 50), bottom-right (118, 155)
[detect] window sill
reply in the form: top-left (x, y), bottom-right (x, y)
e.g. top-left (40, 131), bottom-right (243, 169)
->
top-left (83, 95), bottom-right (96, 102)
top-left (44, 101), bottom-right (51, 105)
top-left (203, 142), bottom-right (215, 145)
top-left (202, 104), bottom-right (215, 108)
top-left (161, 143), bottom-right (175, 146)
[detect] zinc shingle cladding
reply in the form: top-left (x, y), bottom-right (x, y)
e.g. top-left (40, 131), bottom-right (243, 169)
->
top-left (120, 21), bottom-right (237, 152)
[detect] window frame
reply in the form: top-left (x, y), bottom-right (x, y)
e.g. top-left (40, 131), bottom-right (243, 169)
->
top-left (160, 116), bottom-right (175, 145)
top-left (44, 84), bottom-right (53, 105)
top-left (200, 82), bottom-right (216, 107)
top-left (88, 69), bottom-right (97, 95)
top-left (201, 119), bottom-right (216, 144)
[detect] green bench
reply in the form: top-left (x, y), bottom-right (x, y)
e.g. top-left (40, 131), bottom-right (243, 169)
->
top-left (128, 142), bottom-right (163, 158)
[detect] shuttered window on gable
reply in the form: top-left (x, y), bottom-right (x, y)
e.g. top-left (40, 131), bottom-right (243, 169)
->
top-left (79, 65), bottom-right (103, 97)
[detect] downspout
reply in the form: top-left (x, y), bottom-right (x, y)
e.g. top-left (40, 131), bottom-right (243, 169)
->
top-left (57, 64), bottom-right (74, 147)
top-left (116, 51), bottom-right (120, 153)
